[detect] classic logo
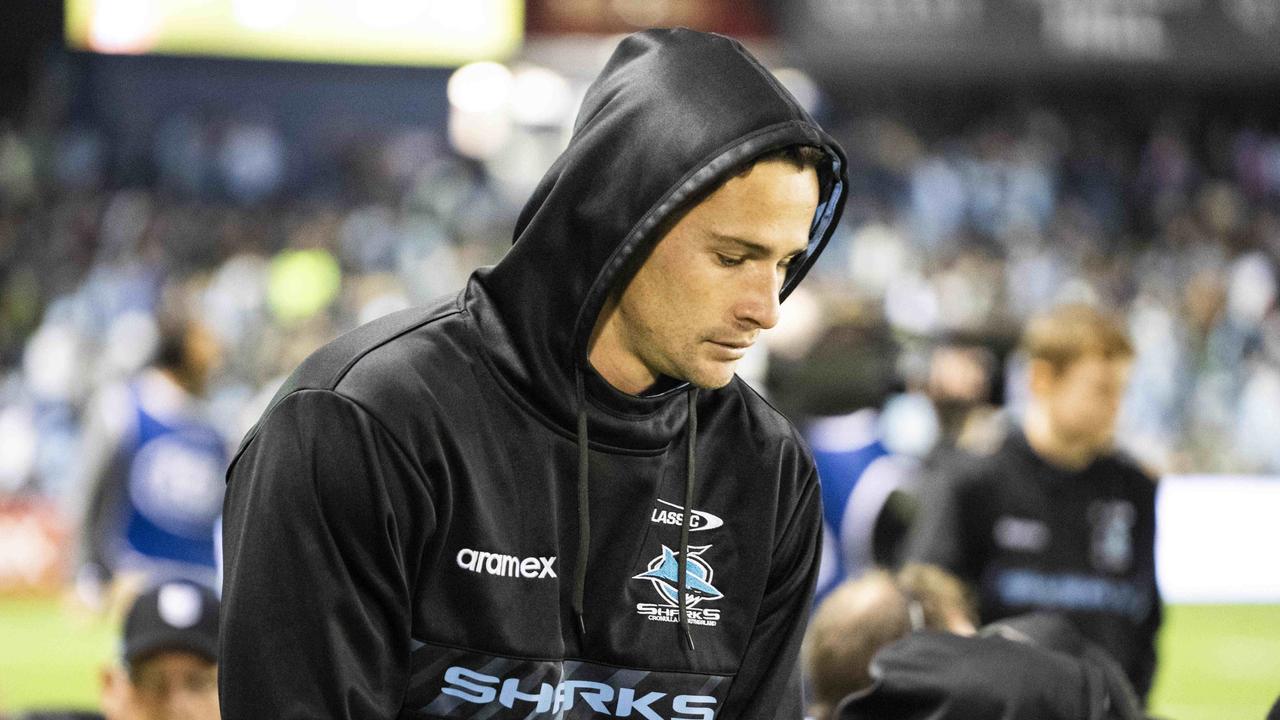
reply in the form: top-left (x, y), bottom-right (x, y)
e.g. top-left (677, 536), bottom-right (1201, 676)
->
top-left (633, 545), bottom-right (723, 627)
top-left (650, 499), bottom-right (724, 532)
top-left (456, 548), bottom-right (557, 579)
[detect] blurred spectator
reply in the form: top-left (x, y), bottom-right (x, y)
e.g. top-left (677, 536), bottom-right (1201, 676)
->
top-left (832, 612), bottom-right (1145, 720)
top-left (805, 565), bottom-right (1142, 720)
top-left (808, 405), bottom-right (922, 602)
top-left (804, 333), bottom-right (1006, 604)
top-left (907, 304), bottom-right (1162, 702)
top-left (805, 563), bottom-right (977, 718)
top-left (73, 312), bottom-right (227, 609)
top-left (17, 580), bottom-right (221, 720)
top-left (785, 318), bottom-right (931, 601)
top-left (912, 336), bottom-right (1006, 467)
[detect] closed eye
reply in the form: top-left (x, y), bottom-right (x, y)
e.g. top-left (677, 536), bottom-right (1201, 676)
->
top-left (716, 253), bottom-right (745, 267)
top-left (779, 252), bottom-right (804, 270)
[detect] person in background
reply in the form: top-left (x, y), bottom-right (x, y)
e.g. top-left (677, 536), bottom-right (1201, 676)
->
top-left (805, 328), bottom-right (1006, 604)
top-left (808, 404), bottom-right (922, 604)
top-left (18, 580), bottom-right (220, 720)
top-left (906, 303), bottom-right (1162, 701)
top-left (74, 313), bottom-right (227, 611)
top-left (805, 565), bottom-right (1145, 720)
top-left (803, 325), bottom-right (923, 602)
top-left (804, 563), bottom-right (977, 719)
top-left (916, 337), bottom-right (1005, 466)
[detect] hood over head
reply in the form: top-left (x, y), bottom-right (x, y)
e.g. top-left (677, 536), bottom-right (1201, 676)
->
top-left (471, 27), bottom-right (847, 449)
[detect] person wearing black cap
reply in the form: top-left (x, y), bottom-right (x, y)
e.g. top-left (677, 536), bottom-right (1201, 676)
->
top-left (100, 580), bottom-right (220, 720)
top-left (16, 581), bottom-right (220, 720)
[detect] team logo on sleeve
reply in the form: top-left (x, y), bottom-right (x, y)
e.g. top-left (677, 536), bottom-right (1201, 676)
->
top-left (633, 545), bottom-right (722, 627)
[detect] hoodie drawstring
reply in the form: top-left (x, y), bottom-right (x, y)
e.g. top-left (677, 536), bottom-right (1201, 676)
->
top-left (573, 370), bottom-right (590, 642)
top-left (571, 370), bottom-right (699, 654)
top-left (678, 387), bottom-right (699, 651)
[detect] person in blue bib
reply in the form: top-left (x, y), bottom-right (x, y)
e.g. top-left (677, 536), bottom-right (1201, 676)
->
top-left (75, 314), bottom-right (227, 606)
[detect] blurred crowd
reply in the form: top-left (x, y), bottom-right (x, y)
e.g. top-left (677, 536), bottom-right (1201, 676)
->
top-left (0, 113), bottom-right (517, 513)
top-left (799, 106), bottom-right (1280, 475)
top-left (2, 88), bottom-right (1280, 524)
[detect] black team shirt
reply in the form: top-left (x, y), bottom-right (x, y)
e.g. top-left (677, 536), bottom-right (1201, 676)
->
top-left (908, 430), bottom-right (1162, 701)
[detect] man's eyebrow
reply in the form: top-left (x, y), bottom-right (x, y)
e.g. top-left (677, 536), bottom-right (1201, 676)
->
top-left (708, 231), bottom-right (807, 257)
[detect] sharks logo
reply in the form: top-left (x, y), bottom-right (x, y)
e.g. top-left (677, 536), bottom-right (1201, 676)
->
top-left (634, 545), bottom-right (723, 607)
top-left (633, 546), bottom-right (724, 627)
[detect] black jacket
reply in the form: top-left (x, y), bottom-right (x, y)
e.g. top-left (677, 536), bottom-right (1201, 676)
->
top-left (834, 624), bottom-right (1144, 720)
top-left (907, 430), bottom-right (1162, 700)
top-left (220, 28), bottom-right (848, 719)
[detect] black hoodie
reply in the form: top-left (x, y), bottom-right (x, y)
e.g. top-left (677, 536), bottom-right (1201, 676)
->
top-left (219, 28), bottom-right (848, 719)
top-left (833, 630), bottom-right (1142, 720)
top-left (835, 614), bottom-right (1147, 720)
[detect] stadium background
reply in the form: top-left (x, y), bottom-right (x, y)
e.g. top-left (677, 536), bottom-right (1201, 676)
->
top-left (0, 0), bottom-right (1278, 717)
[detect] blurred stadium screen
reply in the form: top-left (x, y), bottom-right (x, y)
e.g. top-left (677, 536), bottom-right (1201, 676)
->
top-left (64, 0), bottom-right (523, 66)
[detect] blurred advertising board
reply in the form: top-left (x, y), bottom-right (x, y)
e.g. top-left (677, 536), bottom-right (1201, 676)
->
top-left (782, 0), bottom-right (1280, 82)
top-left (525, 0), bottom-right (773, 37)
top-left (0, 497), bottom-right (70, 598)
top-left (65, 0), bottom-right (522, 66)
top-left (1157, 475), bottom-right (1280, 604)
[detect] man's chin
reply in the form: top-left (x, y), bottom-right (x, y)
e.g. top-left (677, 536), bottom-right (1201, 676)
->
top-left (683, 364), bottom-right (737, 390)
top-left (1079, 432), bottom-right (1116, 457)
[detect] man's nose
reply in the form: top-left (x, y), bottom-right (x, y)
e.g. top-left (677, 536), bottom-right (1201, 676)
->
top-left (737, 267), bottom-right (783, 330)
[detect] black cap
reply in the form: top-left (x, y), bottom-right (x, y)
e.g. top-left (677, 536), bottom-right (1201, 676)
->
top-left (122, 580), bottom-right (219, 667)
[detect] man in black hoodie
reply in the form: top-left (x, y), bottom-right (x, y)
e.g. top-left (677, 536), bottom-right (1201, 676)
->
top-left (219, 28), bottom-right (847, 719)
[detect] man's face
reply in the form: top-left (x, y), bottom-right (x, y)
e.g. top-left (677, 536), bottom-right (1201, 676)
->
top-left (1033, 353), bottom-right (1132, 455)
top-left (101, 652), bottom-right (219, 720)
top-left (593, 158), bottom-right (820, 392)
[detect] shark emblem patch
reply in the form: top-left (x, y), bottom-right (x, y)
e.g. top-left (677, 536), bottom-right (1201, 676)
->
top-left (633, 545), bottom-right (723, 627)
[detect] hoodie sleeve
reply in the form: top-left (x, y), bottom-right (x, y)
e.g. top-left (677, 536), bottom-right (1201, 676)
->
top-left (720, 470), bottom-right (823, 719)
top-left (219, 389), bottom-right (433, 719)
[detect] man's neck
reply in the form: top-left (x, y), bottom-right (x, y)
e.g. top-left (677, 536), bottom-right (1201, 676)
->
top-left (1022, 408), bottom-right (1097, 471)
top-left (587, 306), bottom-right (657, 396)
